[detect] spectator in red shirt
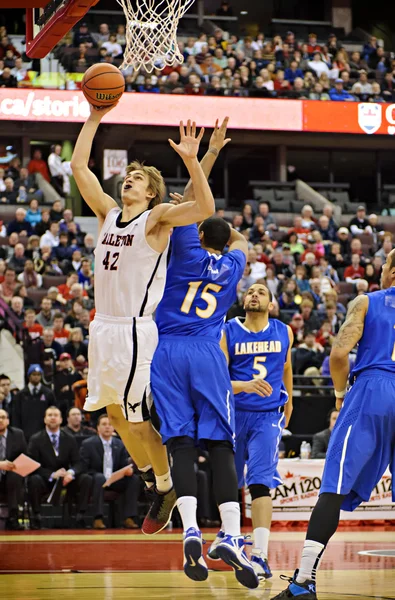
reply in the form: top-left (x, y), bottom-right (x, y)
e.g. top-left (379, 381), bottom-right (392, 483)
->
top-left (27, 149), bottom-right (51, 183)
top-left (315, 320), bottom-right (334, 349)
top-left (344, 254), bottom-right (365, 281)
top-left (273, 69), bottom-right (291, 93)
top-left (53, 312), bottom-right (70, 346)
top-left (288, 215), bottom-right (311, 243)
top-left (301, 237), bottom-right (321, 263)
top-left (23, 308), bottom-right (43, 340)
top-left (57, 273), bottom-right (79, 302)
top-left (307, 33), bottom-right (321, 55)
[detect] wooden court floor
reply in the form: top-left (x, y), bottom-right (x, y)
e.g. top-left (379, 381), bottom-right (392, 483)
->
top-left (0, 530), bottom-right (394, 600)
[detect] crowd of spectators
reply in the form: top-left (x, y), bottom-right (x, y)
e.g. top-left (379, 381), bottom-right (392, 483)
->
top-left (1, 11), bottom-right (395, 102)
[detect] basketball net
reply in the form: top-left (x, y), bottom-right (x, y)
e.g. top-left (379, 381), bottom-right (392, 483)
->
top-left (117, 0), bottom-right (196, 73)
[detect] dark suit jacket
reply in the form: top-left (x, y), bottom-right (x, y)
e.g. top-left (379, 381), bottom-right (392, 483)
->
top-left (5, 427), bottom-right (27, 461)
top-left (80, 435), bottom-right (130, 476)
top-left (311, 428), bottom-right (331, 459)
top-left (27, 429), bottom-right (83, 480)
top-left (12, 385), bottom-right (55, 441)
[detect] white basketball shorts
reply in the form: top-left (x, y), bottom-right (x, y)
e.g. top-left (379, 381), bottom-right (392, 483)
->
top-left (84, 313), bottom-right (157, 423)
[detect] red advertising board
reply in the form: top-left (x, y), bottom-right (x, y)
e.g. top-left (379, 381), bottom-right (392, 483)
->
top-left (1, 89), bottom-right (395, 136)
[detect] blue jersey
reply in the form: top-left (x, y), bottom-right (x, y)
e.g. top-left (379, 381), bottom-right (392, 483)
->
top-left (351, 287), bottom-right (395, 377)
top-left (225, 317), bottom-right (290, 411)
top-left (155, 225), bottom-right (246, 341)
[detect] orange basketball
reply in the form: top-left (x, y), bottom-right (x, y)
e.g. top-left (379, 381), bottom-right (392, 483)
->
top-left (82, 63), bottom-right (125, 108)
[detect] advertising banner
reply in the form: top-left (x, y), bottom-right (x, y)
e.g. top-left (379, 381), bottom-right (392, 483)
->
top-left (244, 459), bottom-right (393, 522)
top-left (303, 100), bottom-right (395, 135)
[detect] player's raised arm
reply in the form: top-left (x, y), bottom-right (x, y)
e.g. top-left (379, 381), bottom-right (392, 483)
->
top-left (283, 326), bottom-right (294, 427)
top-left (151, 121), bottom-right (215, 228)
top-left (182, 117), bottom-right (231, 203)
top-left (71, 105), bottom-right (118, 224)
top-left (330, 294), bottom-right (368, 408)
top-left (228, 227), bottom-right (248, 260)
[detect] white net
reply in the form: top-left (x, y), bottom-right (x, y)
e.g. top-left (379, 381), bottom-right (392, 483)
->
top-left (117, 0), bottom-right (196, 73)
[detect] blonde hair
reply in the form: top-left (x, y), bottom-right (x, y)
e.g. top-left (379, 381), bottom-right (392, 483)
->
top-left (126, 160), bottom-right (166, 209)
top-left (69, 327), bottom-right (83, 342)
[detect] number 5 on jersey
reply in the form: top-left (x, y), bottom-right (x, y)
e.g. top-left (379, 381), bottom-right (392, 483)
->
top-left (181, 280), bottom-right (222, 319)
top-left (253, 356), bottom-right (267, 379)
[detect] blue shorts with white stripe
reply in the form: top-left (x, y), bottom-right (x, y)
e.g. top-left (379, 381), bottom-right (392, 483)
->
top-left (320, 368), bottom-right (395, 511)
top-left (235, 408), bottom-right (285, 489)
top-left (151, 335), bottom-right (235, 446)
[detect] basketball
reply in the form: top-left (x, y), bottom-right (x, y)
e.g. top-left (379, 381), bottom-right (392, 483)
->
top-left (81, 63), bottom-right (125, 108)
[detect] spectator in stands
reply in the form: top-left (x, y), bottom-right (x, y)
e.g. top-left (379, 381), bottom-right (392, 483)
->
top-left (349, 51), bottom-right (368, 72)
top-left (28, 149), bottom-right (51, 183)
top-left (12, 365), bottom-right (55, 441)
top-left (284, 60), bottom-right (304, 84)
top-left (11, 57), bottom-right (28, 83)
top-left (308, 52), bottom-right (329, 78)
top-left (289, 313), bottom-right (305, 346)
top-left (309, 82), bottom-right (330, 101)
top-left (248, 248), bottom-right (266, 281)
top-left (329, 78), bottom-right (354, 101)
top-left (311, 409), bottom-right (339, 458)
top-left (63, 327), bottom-right (88, 365)
top-left (28, 406), bottom-right (91, 529)
top-left (344, 254), bottom-right (365, 282)
top-left (351, 70), bottom-right (373, 96)
top-left (78, 258), bottom-right (92, 288)
top-left (0, 66), bottom-right (17, 88)
top-left (48, 144), bottom-right (68, 198)
top-left (375, 235), bottom-right (394, 261)
top-left (272, 250), bottom-right (294, 279)
top-left (299, 331), bottom-right (324, 353)
top-left (0, 375), bottom-right (13, 413)
top-left (75, 309), bottom-right (90, 340)
top-left (339, 70), bottom-right (352, 91)
top-left (25, 199), bottom-right (42, 228)
top-left (300, 205), bottom-right (316, 230)
top-left (62, 407), bottom-right (95, 440)
top-left (0, 268), bottom-right (17, 300)
top-left (101, 33), bottom-right (123, 58)
top-left (35, 298), bottom-right (55, 328)
top-left (258, 202), bottom-right (277, 230)
top-left (58, 272), bottom-right (78, 302)
top-left (50, 200), bottom-right (63, 223)
top-left (362, 36), bottom-right (378, 63)
top-left (80, 414), bottom-right (140, 530)
top-left (364, 263), bottom-right (380, 291)
top-left (337, 227), bottom-right (351, 256)
top-left (52, 313), bottom-right (69, 346)
top-left (72, 22), bottom-right (97, 48)
top-left (300, 299), bottom-right (321, 332)
top-left (307, 33), bottom-right (321, 55)
top-left (7, 243), bottom-right (26, 275)
top-left (54, 353), bottom-right (81, 422)
top-left (318, 215), bottom-right (337, 243)
top-left (1, 177), bottom-right (18, 203)
top-left (348, 205), bottom-right (370, 235)
top-left (381, 71), bottom-right (395, 101)
top-left (93, 23), bottom-right (110, 46)
top-left (33, 209), bottom-right (50, 238)
top-left (15, 168), bottom-right (43, 202)
top-left (0, 408), bottom-right (27, 529)
top-left (216, 1), bottom-right (233, 16)
top-left (23, 308), bottom-right (43, 340)
top-left (40, 221), bottom-right (59, 249)
top-left (7, 208), bottom-right (33, 237)
top-left (53, 231), bottom-right (75, 265)
top-left (9, 296), bottom-right (24, 322)
top-left (41, 326), bottom-right (62, 361)
top-left (17, 259), bottom-right (42, 288)
top-left (0, 35), bottom-right (20, 60)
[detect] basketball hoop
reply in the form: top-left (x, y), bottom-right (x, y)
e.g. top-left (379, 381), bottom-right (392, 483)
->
top-left (117, 0), bottom-right (196, 73)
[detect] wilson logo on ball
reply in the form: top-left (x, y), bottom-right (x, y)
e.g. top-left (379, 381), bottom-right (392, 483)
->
top-left (96, 92), bottom-right (123, 101)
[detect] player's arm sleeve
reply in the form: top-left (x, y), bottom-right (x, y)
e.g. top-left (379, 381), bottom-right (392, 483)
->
top-left (170, 224), bottom-right (203, 257)
top-left (330, 294), bottom-right (368, 397)
top-left (220, 329), bottom-right (230, 365)
top-left (224, 250), bottom-right (247, 284)
top-left (283, 326), bottom-right (294, 428)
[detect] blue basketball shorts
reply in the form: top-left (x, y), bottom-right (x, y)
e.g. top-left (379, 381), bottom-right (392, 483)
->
top-left (235, 408), bottom-right (285, 489)
top-left (321, 369), bottom-right (395, 511)
top-left (151, 336), bottom-right (235, 446)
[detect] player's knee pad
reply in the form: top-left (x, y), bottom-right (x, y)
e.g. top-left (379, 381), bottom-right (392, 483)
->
top-left (249, 484), bottom-right (271, 500)
top-left (167, 435), bottom-right (195, 455)
top-left (205, 439), bottom-right (233, 452)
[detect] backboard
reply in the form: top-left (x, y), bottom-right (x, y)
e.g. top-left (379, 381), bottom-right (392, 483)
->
top-left (0, 0), bottom-right (100, 58)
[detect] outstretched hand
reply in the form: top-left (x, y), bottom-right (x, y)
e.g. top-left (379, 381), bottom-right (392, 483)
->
top-left (209, 117), bottom-right (231, 152)
top-left (89, 102), bottom-right (119, 121)
top-left (169, 120), bottom-right (204, 161)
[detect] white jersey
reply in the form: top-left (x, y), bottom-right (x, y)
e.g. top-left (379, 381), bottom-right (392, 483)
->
top-left (94, 208), bottom-right (169, 318)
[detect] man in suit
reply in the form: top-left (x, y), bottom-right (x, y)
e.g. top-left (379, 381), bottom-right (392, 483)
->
top-left (12, 365), bottom-right (55, 441)
top-left (311, 408), bottom-right (339, 458)
top-left (27, 406), bottom-right (91, 529)
top-left (0, 374), bottom-right (13, 416)
top-left (0, 409), bottom-right (27, 529)
top-left (62, 407), bottom-right (96, 447)
top-left (80, 415), bottom-right (140, 530)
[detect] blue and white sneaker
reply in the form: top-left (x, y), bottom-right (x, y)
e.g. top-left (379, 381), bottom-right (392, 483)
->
top-left (251, 551), bottom-right (272, 579)
top-left (215, 534), bottom-right (259, 589)
top-left (207, 530), bottom-right (225, 560)
top-left (270, 570), bottom-right (317, 599)
top-left (183, 527), bottom-right (208, 582)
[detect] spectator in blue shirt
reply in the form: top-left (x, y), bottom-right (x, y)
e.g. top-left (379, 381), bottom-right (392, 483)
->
top-left (284, 59), bottom-right (304, 84)
top-left (329, 79), bottom-right (355, 101)
top-left (25, 199), bottom-right (42, 228)
top-left (78, 258), bottom-right (92, 289)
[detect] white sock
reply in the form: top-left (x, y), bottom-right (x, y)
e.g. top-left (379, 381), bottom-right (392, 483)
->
top-left (253, 527), bottom-right (270, 559)
top-left (296, 540), bottom-right (325, 583)
top-left (177, 496), bottom-right (198, 532)
top-left (155, 470), bottom-right (173, 493)
top-left (219, 501), bottom-right (241, 537)
top-left (139, 464), bottom-right (154, 488)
